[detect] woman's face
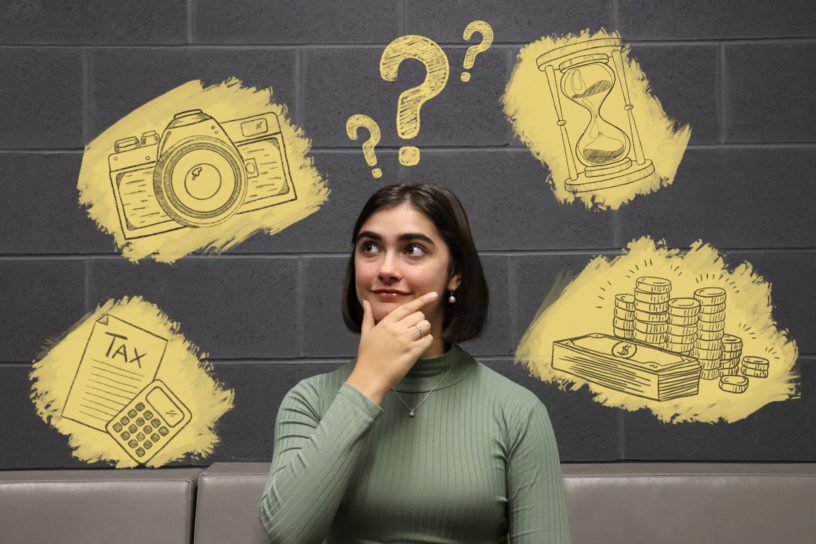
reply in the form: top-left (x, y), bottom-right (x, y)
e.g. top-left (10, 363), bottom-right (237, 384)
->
top-left (354, 202), bottom-right (461, 328)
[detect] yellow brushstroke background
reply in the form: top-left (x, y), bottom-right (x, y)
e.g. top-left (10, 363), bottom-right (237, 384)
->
top-left (503, 29), bottom-right (691, 210)
top-left (516, 237), bottom-right (799, 423)
top-left (29, 296), bottom-right (234, 468)
top-left (78, 78), bottom-right (329, 263)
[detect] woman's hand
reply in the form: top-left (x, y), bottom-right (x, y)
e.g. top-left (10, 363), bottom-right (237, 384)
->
top-left (346, 291), bottom-right (438, 404)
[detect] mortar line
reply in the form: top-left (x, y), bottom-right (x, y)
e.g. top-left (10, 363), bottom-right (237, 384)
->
top-left (719, 42), bottom-right (728, 144)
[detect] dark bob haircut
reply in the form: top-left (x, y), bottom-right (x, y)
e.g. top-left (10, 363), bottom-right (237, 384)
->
top-left (341, 183), bottom-right (489, 343)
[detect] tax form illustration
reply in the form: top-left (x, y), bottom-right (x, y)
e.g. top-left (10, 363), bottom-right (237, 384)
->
top-left (62, 314), bottom-right (168, 431)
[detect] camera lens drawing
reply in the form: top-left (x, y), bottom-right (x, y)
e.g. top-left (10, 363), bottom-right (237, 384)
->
top-left (108, 109), bottom-right (297, 239)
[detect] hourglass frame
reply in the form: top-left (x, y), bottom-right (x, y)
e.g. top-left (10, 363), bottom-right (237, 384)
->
top-left (536, 35), bottom-right (654, 194)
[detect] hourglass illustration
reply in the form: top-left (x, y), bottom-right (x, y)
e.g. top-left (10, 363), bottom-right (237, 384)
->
top-left (537, 34), bottom-right (654, 194)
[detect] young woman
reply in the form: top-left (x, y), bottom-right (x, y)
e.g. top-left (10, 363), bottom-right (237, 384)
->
top-left (259, 183), bottom-right (571, 543)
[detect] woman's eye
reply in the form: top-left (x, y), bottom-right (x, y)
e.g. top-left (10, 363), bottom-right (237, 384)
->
top-left (359, 241), bottom-right (378, 254)
top-left (405, 244), bottom-right (426, 257)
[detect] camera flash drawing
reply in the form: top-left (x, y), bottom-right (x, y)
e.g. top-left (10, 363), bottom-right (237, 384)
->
top-left (78, 79), bottom-right (329, 263)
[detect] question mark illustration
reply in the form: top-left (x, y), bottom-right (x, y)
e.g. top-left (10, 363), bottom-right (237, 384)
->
top-left (346, 114), bottom-right (382, 179)
top-left (461, 20), bottom-right (494, 83)
top-left (380, 35), bottom-right (449, 166)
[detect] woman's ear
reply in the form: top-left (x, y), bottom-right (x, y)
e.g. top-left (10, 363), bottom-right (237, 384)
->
top-left (447, 270), bottom-right (462, 292)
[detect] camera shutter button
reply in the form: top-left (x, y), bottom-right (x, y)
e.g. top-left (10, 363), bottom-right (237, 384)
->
top-left (141, 131), bottom-right (159, 146)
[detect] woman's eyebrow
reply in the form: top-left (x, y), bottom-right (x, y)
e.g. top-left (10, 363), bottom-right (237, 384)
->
top-left (356, 231), bottom-right (436, 246)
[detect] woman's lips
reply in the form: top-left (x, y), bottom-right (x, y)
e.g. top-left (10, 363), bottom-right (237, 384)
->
top-left (373, 290), bottom-right (409, 299)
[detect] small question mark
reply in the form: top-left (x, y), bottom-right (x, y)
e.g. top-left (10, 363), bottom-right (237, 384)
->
top-left (380, 35), bottom-right (449, 166)
top-left (346, 114), bottom-right (382, 179)
top-left (461, 20), bottom-right (494, 83)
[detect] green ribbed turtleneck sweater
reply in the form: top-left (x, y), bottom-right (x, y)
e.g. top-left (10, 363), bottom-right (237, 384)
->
top-left (259, 344), bottom-right (571, 543)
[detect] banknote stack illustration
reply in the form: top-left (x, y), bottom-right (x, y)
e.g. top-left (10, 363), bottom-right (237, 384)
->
top-left (551, 333), bottom-right (702, 401)
top-left (632, 277), bottom-right (672, 348)
top-left (692, 287), bottom-right (727, 380)
top-left (613, 294), bottom-right (635, 339)
top-left (665, 298), bottom-right (700, 355)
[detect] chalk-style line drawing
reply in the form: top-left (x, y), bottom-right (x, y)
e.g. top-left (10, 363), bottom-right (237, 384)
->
top-left (536, 33), bottom-right (654, 194)
top-left (552, 333), bottom-right (701, 401)
top-left (105, 379), bottom-right (191, 465)
top-left (346, 114), bottom-right (383, 179)
top-left (461, 20), bottom-right (494, 83)
top-left (380, 35), bottom-right (449, 166)
top-left (62, 314), bottom-right (167, 431)
top-left (551, 276), bottom-right (772, 400)
top-left (108, 109), bottom-right (297, 240)
top-left (563, 275), bottom-right (769, 398)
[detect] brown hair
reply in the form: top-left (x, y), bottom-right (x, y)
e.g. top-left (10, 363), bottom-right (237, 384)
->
top-left (341, 183), bottom-right (489, 342)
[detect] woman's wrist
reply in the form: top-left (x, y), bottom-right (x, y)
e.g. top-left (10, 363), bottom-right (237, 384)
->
top-left (346, 369), bottom-right (389, 406)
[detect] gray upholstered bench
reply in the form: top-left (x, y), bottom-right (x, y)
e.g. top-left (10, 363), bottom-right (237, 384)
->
top-left (194, 462), bottom-right (816, 544)
top-left (0, 468), bottom-right (200, 544)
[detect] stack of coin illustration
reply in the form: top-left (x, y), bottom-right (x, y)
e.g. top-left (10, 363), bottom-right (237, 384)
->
top-left (719, 375), bottom-right (749, 394)
top-left (633, 277), bottom-right (672, 348)
top-left (741, 356), bottom-right (769, 378)
top-left (613, 294), bottom-right (636, 339)
top-left (692, 287), bottom-right (727, 380)
top-left (720, 334), bottom-right (743, 376)
top-left (665, 298), bottom-right (700, 354)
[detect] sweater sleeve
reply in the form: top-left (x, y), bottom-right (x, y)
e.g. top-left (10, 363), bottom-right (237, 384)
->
top-left (259, 380), bottom-right (384, 544)
top-left (506, 398), bottom-right (572, 543)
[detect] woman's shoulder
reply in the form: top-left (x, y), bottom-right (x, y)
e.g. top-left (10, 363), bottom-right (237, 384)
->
top-left (465, 354), bottom-right (549, 413)
top-left (280, 359), bottom-right (357, 410)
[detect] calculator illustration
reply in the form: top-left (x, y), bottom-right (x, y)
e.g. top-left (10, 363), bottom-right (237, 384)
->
top-left (105, 379), bottom-right (192, 464)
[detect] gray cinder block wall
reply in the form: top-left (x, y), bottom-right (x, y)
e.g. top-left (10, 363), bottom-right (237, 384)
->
top-left (0, 1), bottom-right (814, 469)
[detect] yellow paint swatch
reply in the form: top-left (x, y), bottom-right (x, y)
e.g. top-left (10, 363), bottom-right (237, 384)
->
top-left (77, 78), bottom-right (329, 263)
top-left (30, 296), bottom-right (234, 468)
top-left (503, 29), bottom-right (691, 210)
top-left (516, 237), bottom-right (799, 423)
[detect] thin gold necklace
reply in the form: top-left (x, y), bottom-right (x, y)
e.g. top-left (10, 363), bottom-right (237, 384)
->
top-left (390, 356), bottom-right (458, 417)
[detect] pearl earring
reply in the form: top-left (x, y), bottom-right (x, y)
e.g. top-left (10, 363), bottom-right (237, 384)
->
top-left (448, 290), bottom-right (457, 304)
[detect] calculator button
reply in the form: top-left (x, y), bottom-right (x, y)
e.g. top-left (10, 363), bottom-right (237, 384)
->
top-left (151, 418), bottom-right (161, 428)
top-left (144, 425), bottom-right (152, 434)
top-left (128, 439), bottom-right (138, 448)
top-left (151, 433), bottom-right (159, 442)
top-left (128, 424), bottom-right (137, 433)
top-left (144, 440), bottom-right (152, 449)
top-left (136, 402), bottom-right (145, 411)
top-left (122, 431), bottom-right (130, 440)
top-left (135, 447), bottom-right (145, 457)
top-left (128, 409), bottom-right (137, 418)
top-left (121, 416), bottom-right (129, 425)
top-left (136, 417), bottom-right (144, 426)
top-left (144, 410), bottom-right (153, 420)
top-left (113, 423), bottom-right (122, 432)
top-left (159, 426), bottom-right (169, 436)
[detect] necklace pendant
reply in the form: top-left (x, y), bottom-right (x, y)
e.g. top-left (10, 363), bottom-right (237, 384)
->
top-left (408, 410), bottom-right (415, 417)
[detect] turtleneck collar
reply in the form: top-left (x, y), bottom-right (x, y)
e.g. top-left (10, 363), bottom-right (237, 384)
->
top-left (391, 343), bottom-right (476, 393)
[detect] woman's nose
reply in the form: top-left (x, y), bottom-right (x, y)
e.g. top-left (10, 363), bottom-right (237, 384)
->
top-left (377, 251), bottom-right (401, 279)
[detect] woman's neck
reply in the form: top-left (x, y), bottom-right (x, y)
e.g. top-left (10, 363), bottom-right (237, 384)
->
top-left (422, 337), bottom-right (450, 358)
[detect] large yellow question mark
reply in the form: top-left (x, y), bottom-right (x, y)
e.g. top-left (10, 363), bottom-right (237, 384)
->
top-left (346, 114), bottom-right (382, 179)
top-left (380, 35), bottom-right (449, 166)
top-left (461, 20), bottom-right (494, 83)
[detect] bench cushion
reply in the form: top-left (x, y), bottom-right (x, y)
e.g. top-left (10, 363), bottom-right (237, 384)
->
top-left (0, 468), bottom-right (200, 544)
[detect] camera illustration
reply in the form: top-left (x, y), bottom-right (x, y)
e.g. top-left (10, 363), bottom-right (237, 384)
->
top-left (108, 109), bottom-right (297, 239)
